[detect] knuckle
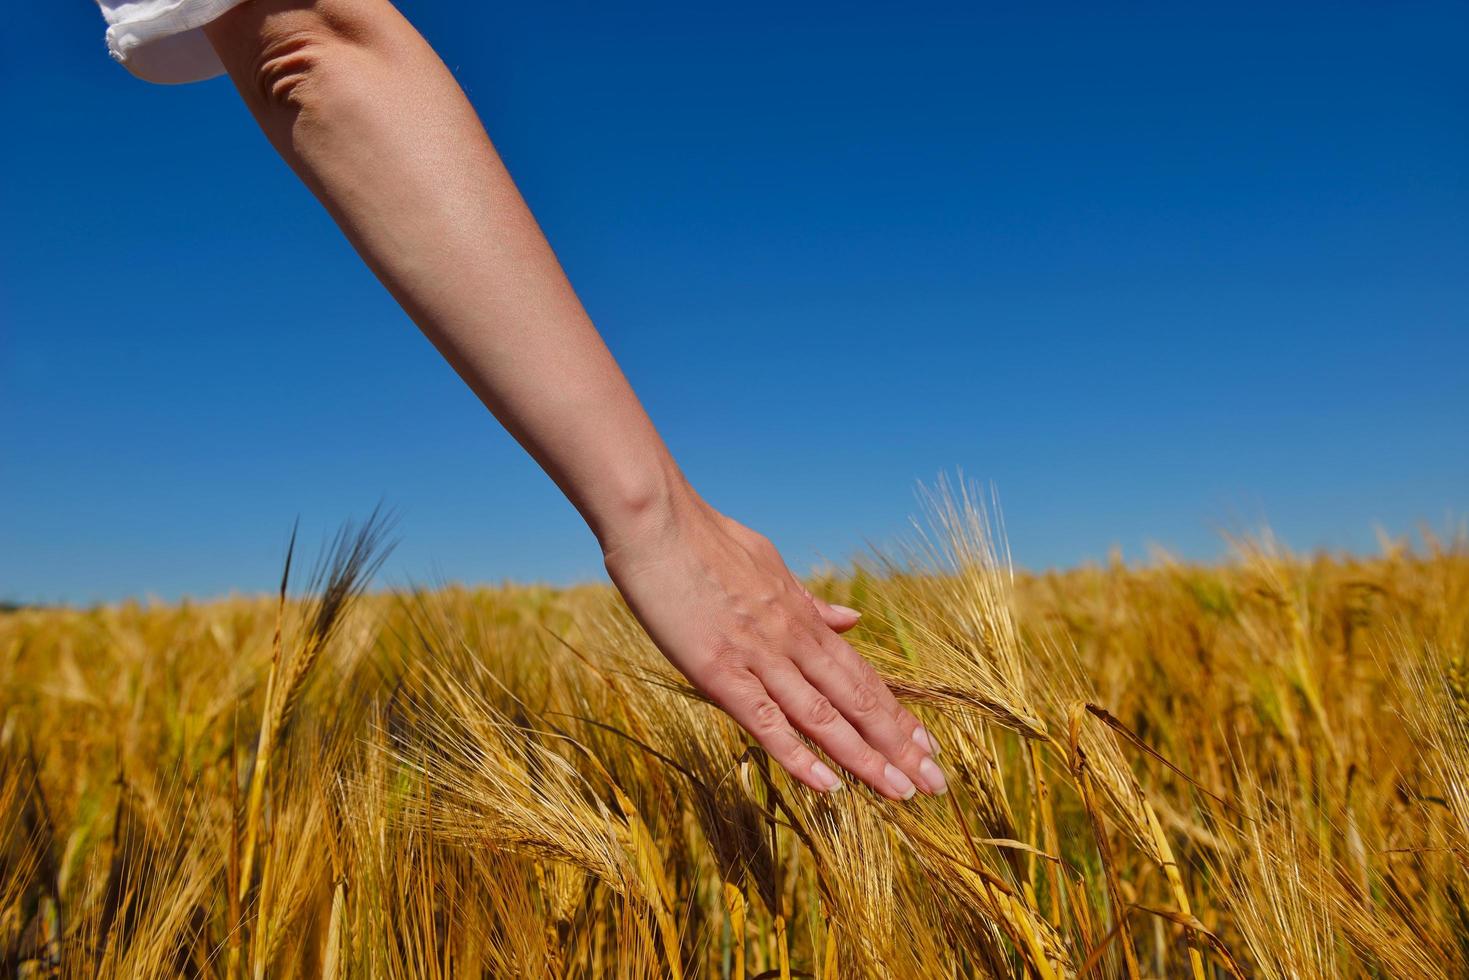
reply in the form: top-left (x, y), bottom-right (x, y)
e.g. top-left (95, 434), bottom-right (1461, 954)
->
top-left (748, 696), bottom-right (786, 734)
top-left (888, 738), bottom-right (924, 766)
top-left (806, 695), bottom-right (840, 728)
top-left (850, 681), bottom-right (883, 717)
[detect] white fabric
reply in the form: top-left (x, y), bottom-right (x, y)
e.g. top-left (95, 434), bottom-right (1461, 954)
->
top-left (97, 0), bottom-right (253, 84)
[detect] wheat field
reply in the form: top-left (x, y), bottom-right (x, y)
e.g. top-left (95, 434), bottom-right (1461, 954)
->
top-left (2, 496), bottom-right (1466, 978)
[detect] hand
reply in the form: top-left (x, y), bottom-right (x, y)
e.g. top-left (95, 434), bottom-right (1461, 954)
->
top-left (602, 490), bottom-right (947, 799)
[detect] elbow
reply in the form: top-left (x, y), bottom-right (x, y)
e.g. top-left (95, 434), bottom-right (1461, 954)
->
top-left (250, 30), bottom-right (334, 109)
top-left (206, 2), bottom-right (373, 116)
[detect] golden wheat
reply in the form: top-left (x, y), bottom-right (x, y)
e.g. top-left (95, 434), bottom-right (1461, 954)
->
top-left (0, 498), bottom-right (1465, 978)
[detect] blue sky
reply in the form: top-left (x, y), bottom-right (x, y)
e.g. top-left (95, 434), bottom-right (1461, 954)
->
top-left (3, 2), bottom-right (1465, 604)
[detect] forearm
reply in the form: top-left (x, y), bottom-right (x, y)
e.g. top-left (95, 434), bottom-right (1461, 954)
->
top-left (205, 0), bottom-right (688, 552)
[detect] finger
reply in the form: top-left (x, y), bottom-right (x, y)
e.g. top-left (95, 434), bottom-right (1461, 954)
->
top-left (755, 655), bottom-right (918, 800)
top-left (797, 583), bottom-right (861, 634)
top-left (801, 635), bottom-right (948, 795)
top-left (710, 667), bottom-right (844, 793)
top-left (815, 599), bottom-right (862, 633)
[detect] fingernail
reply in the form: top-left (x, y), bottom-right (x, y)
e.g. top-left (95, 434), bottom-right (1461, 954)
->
top-left (810, 760), bottom-right (843, 792)
top-left (830, 604), bottom-right (861, 619)
top-left (912, 726), bottom-right (940, 756)
top-left (918, 757), bottom-right (948, 795)
top-left (884, 763), bottom-right (917, 800)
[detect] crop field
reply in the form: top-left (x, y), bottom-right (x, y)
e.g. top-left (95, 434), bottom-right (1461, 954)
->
top-left (1, 500), bottom-right (1466, 978)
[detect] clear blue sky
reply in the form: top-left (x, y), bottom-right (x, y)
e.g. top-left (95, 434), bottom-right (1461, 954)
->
top-left (2, 2), bottom-right (1465, 604)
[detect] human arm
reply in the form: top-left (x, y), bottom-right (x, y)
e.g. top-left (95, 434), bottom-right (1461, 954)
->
top-left (202, 0), bottom-right (945, 798)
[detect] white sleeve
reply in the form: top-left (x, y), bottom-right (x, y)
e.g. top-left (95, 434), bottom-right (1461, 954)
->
top-left (96, 0), bottom-right (254, 85)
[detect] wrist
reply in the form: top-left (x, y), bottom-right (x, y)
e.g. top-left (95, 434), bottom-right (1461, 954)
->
top-left (589, 456), bottom-right (700, 559)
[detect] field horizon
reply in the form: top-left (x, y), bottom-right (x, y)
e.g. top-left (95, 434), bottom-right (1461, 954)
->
top-left (7, 516), bottom-right (1461, 613)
